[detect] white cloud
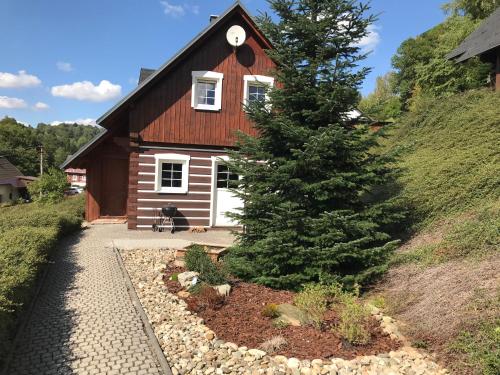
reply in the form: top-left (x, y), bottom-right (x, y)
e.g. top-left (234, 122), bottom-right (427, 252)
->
top-left (51, 80), bottom-right (122, 102)
top-left (354, 24), bottom-right (380, 53)
top-left (128, 77), bottom-right (139, 85)
top-left (34, 102), bottom-right (50, 110)
top-left (0, 70), bottom-right (41, 88)
top-left (0, 96), bottom-right (28, 109)
top-left (50, 118), bottom-right (98, 126)
top-left (56, 61), bottom-right (73, 72)
top-left (160, 1), bottom-right (199, 17)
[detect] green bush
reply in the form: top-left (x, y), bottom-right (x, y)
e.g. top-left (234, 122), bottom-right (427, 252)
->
top-left (294, 284), bottom-right (329, 328)
top-left (261, 303), bottom-right (280, 318)
top-left (336, 294), bottom-right (371, 345)
top-left (27, 167), bottom-right (69, 203)
top-left (184, 245), bottom-right (226, 285)
top-left (0, 196), bottom-right (84, 366)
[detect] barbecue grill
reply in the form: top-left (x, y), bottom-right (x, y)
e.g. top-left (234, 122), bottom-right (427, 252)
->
top-left (152, 204), bottom-right (177, 233)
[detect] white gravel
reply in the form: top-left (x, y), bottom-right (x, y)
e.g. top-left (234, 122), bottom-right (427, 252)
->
top-left (120, 248), bottom-right (449, 375)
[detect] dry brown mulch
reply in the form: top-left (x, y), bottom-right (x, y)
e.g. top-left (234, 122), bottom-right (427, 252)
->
top-left (163, 268), bottom-right (400, 360)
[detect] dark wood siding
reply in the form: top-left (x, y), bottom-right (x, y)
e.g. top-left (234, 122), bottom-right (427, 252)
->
top-left (133, 144), bottom-right (230, 230)
top-left (130, 12), bottom-right (275, 147)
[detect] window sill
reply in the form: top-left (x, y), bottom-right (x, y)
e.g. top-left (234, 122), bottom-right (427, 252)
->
top-left (193, 104), bottom-right (220, 111)
top-left (155, 188), bottom-right (188, 194)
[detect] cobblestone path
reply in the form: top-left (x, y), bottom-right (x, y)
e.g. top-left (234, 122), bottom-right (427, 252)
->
top-left (6, 225), bottom-right (165, 375)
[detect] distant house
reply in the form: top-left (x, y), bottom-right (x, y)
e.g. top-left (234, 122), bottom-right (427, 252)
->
top-left (65, 168), bottom-right (86, 188)
top-left (447, 7), bottom-right (500, 90)
top-left (0, 157), bottom-right (36, 204)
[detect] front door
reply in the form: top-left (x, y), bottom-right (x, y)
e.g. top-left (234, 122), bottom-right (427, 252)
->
top-left (213, 163), bottom-right (242, 226)
top-left (100, 157), bottom-right (128, 217)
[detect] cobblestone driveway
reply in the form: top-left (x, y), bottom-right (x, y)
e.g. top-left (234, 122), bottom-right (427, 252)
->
top-left (5, 225), bottom-right (173, 375)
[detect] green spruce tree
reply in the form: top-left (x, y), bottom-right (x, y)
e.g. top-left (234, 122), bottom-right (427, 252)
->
top-left (225, 0), bottom-right (400, 290)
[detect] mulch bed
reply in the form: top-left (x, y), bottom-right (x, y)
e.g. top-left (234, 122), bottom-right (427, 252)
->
top-left (163, 268), bottom-right (400, 360)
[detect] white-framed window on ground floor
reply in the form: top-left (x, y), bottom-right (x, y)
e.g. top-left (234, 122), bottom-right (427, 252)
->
top-left (154, 153), bottom-right (190, 194)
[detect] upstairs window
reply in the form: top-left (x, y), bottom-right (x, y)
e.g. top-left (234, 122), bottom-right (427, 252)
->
top-left (243, 75), bottom-right (274, 108)
top-left (154, 153), bottom-right (190, 194)
top-left (191, 71), bottom-right (223, 111)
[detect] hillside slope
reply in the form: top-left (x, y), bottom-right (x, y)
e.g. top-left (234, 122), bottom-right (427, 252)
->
top-left (373, 90), bottom-right (499, 375)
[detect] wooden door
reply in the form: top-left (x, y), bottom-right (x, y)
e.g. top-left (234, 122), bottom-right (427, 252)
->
top-left (100, 158), bottom-right (128, 217)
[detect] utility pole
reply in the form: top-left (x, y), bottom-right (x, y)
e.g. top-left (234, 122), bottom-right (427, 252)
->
top-left (39, 145), bottom-right (43, 176)
top-left (36, 145), bottom-right (43, 199)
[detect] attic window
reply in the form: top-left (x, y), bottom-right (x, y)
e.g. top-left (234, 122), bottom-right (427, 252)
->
top-left (191, 71), bottom-right (223, 111)
top-left (243, 75), bottom-right (274, 107)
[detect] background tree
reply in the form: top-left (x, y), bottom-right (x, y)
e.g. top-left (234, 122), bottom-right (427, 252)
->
top-left (226, 0), bottom-right (399, 290)
top-left (392, 15), bottom-right (490, 108)
top-left (27, 167), bottom-right (69, 203)
top-left (442, 0), bottom-right (500, 20)
top-left (0, 117), bottom-right (101, 176)
top-left (358, 72), bottom-right (401, 121)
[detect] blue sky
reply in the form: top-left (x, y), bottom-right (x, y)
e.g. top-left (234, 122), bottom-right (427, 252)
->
top-left (0, 0), bottom-right (446, 127)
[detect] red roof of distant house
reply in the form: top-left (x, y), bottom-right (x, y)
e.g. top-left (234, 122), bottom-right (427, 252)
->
top-left (65, 168), bottom-right (86, 174)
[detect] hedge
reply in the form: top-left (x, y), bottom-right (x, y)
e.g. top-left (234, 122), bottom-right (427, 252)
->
top-left (0, 195), bottom-right (84, 367)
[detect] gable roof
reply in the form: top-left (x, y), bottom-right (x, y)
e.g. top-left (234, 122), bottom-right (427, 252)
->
top-left (447, 7), bottom-right (500, 62)
top-left (96, 1), bottom-right (271, 127)
top-left (0, 156), bottom-right (23, 180)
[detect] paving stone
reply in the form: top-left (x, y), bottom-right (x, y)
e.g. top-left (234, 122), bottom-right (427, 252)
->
top-left (5, 225), bottom-right (166, 374)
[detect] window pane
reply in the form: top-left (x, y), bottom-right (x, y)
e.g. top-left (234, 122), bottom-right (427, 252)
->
top-left (248, 84), bottom-right (266, 103)
top-left (217, 165), bottom-right (228, 173)
top-left (160, 162), bottom-right (183, 188)
top-left (197, 80), bottom-right (217, 106)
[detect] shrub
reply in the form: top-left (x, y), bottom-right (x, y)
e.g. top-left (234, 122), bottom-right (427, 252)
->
top-left (336, 294), bottom-right (371, 345)
top-left (184, 245), bottom-right (226, 285)
top-left (0, 226), bottom-right (58, 363)
top-left (27, 167), bottom-right (69, 203)
top-left (294, 284), bottom-right (329, 328)
top-left (170, 273), bottom-right (178, 281)
top-left (261, 303), bottom-right (280, 318)
top-left (0, 197), bottom-right (84, 366)
top-left (259, 336), bottom-right (287, 354)
top-left (272, 318), bottom-right (290, 329)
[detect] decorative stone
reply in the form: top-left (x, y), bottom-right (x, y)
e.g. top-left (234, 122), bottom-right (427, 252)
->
top-left (276, 304), bottom-right (310, 326)
top-left (287, 358), bottom-right (301, 369)
top-left (178, 271), bottom-right (199, 288)
top-left (248, 349), bottom-right (266, 359)
top-left (213, 284), bottom-right (231, 297)
top-left (177, 290), bottom-right (190, 298)
top-left (205, 331), bottom-right (215, 340)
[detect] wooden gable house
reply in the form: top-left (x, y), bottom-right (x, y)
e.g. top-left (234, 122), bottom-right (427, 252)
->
top-left (447, 6), bottom-right (500, 90)
top-left (62, 1), bottom-right (275, 230)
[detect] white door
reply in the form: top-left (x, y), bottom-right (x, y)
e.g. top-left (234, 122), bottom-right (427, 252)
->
top-left (213, 162), bottom-right (243, 226)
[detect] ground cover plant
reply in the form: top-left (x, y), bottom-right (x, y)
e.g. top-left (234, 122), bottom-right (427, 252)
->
top-left (376, 89), bottom-right (500, 375)
top-left (0, 195), bottom-right (84, 367)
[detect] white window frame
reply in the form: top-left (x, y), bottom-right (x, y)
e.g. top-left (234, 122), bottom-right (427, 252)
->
top-left (154, 153), bottom-right (190, 194)
top-left (243, 75), bottom-right (274, 107)
top-left (191, 71), bottom-right (224, 111)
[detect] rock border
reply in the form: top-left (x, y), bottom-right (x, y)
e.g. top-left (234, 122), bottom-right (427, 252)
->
top-left (120, 248), bottom-right (448, 375)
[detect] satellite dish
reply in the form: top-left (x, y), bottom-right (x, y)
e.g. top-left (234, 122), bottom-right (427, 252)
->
top-left (226, 25), bottom-right (246, 47)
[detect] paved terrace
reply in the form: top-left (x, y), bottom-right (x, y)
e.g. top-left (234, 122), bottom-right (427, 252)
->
top-left (4, 224), bottom-right (235, 375)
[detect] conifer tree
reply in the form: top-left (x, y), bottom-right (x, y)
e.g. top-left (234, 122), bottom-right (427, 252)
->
top-left (226, 0), bottom-right (400, 290)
